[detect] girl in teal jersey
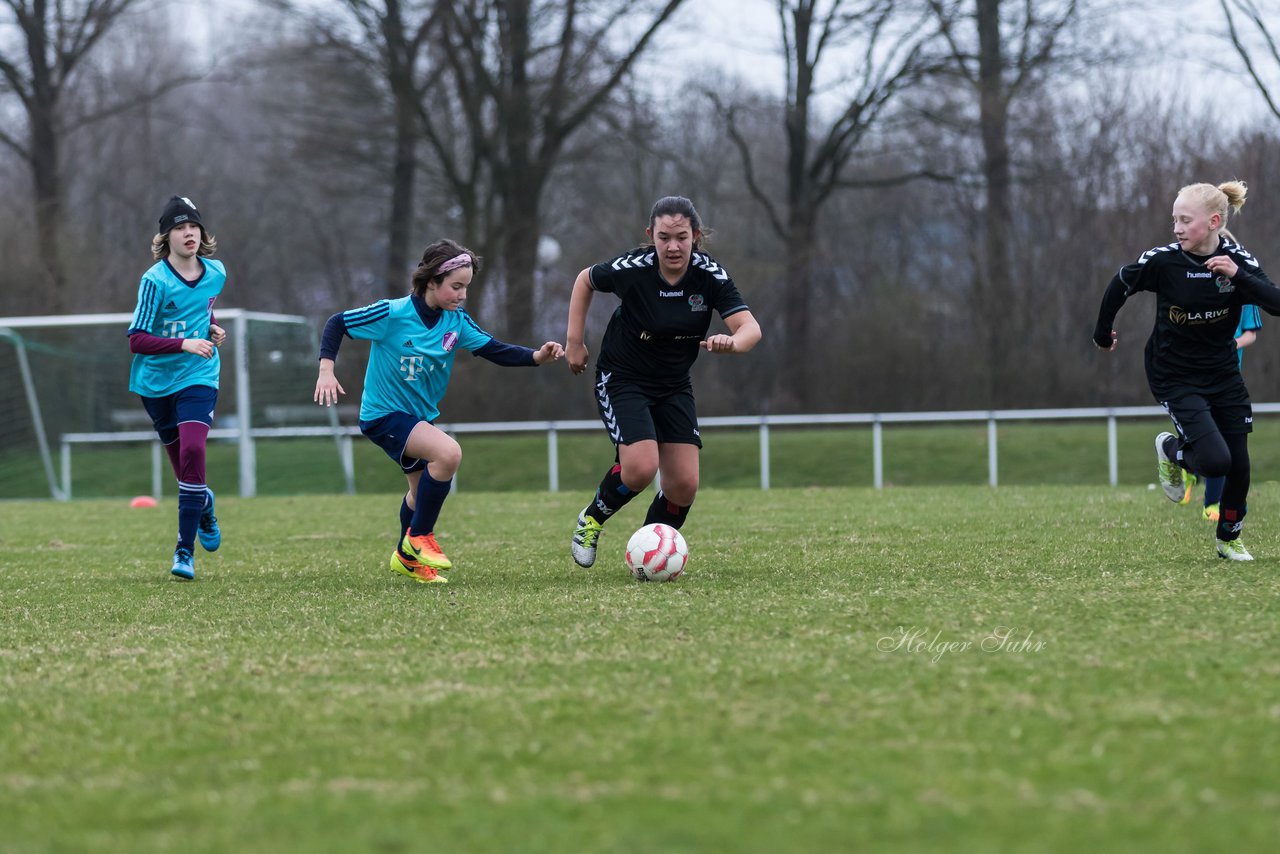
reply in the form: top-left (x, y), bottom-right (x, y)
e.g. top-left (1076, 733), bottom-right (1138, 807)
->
top-left (126, 196), bottom-right (226, 580)
top-left (314, 239), bottom-right (564, 583)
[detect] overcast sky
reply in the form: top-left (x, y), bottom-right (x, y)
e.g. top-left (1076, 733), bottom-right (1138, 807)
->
top-left (665, 0), bottom-right (1275, 118)
top-left (184, 0), bottom-right (1277, 122)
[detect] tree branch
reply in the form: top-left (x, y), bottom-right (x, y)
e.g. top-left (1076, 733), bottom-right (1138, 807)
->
top-left (554, 0), bottom-right (686, 142)
top-left (0, 123), bottom-right (30, 160)
top-left (1221, 0), bottom-right (1280, 122)
top-left (712, 96), bottom-right (787, 241)
top-left (835, 168), bottom-right (959, 189)
top-left (927, 0), bottom-right (976, 86)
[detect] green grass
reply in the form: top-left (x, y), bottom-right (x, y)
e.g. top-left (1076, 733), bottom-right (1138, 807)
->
top-left (11, 417), bottom-right (1280, 499)
top-left (2, 486), bottom-right (1279, 852)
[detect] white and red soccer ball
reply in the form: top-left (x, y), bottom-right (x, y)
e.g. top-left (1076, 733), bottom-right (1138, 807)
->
top-left (625, 523), bottom-right (689, 582)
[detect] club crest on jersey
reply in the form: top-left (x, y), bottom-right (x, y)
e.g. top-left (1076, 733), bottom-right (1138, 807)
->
top-left (442, 331), bottom-right (458, 352)
top-left (1216, 276), bottom-right (1234, 293)
top-left (688, 294), bottom-right (707, 312)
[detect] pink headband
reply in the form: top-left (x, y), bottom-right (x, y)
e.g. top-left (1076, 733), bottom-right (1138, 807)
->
top-left (438, 253), bottom-right (472, 273)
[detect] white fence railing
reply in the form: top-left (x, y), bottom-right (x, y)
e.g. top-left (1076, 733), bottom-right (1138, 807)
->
top-left (3, 308), bottom-right (326, 501)
top-left (56, 403), bottom-right (1280, 500)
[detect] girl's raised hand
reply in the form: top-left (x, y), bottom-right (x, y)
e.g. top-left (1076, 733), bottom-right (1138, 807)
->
top-left (534, 341), bottom-right (565, 365)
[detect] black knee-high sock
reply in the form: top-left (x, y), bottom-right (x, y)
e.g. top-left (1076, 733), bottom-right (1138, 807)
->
top-left (586, 463), bottom-right (639, 524)
top-left (410, 473), bottom-right (452, 536)
top-left (643, 490), bottom-right (691, 529)
top-left (399, 496), bottom-right (413, 535)
top-left (1217, 433), bottom-right (1250, 541)
top-left (176, 484), bottom-right (205, 551)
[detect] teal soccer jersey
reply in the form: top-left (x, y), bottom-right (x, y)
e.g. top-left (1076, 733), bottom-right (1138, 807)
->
top-left (127, 259), bottom-right (226, 397)
top-left (344, 297), bottom-right (494, 422)
top-left (1236, 304), bottom-right (1262, 367)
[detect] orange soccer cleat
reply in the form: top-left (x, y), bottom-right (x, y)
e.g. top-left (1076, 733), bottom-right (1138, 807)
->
top-left (389, 547), bottom-right (448, 583)
top-left (398, 530), bottom-right (452, 571)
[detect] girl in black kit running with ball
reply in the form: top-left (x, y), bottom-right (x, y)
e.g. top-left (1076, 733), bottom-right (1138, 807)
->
top-left (566, 196), bottom-right (762, 568)
top-left (1094, 180), bottom-right (1280, 561)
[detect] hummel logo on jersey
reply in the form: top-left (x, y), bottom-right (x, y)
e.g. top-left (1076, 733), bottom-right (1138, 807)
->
top-left (660, 289), bottom-right (684, 297)
top-left (1186, 271), bottom-right (1212, 279)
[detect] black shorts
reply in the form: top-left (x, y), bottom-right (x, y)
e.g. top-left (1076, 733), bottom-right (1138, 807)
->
top-left (140, 385), bottom-right (218, 444)
top-left (359, 411), bottom-right (427, 473)
top-left (593, 371), bottom-right (702, 448)
top-left (1159, 384), bottom-right (1253, 444)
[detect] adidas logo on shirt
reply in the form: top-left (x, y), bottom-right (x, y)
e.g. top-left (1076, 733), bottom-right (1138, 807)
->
top-left (403, 339), bottom-right (413, 348)
top-left (165, 300), bottom-right (178, 311)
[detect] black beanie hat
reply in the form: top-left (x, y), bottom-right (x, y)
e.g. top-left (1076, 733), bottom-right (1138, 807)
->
top-left (158, 195), bottom-right (203, 234)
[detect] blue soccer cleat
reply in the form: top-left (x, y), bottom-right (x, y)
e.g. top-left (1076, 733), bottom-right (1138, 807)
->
top-left (198, 490), bottom-right (221, 552)
top-left (171, 546), bottom-right (195, 580)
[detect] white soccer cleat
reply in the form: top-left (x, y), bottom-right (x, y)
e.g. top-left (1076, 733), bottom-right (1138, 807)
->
top-left (1155, 432), bottom-right (1189, 503)
top-left (1216, 538), bottom-right (1254, 561)
top-left (571, 508), bottom-right (604, 568)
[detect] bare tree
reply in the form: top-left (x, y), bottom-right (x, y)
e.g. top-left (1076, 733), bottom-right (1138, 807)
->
top-left (925, 0), bottom-right (1084, 405)
top-left (302, 1), bottom-right (445, 296)
top-left (1220, 0), bottom-right (1280, 121)
top-left (717, 0), bottom-right (938, 408)
top-left (0, 0), bottom-right (146, 303)
top-left (436, 0), bottom-right (687, 341)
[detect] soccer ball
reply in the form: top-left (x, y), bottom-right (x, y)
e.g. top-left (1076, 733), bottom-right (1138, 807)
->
top-left (625, 523), bottom-right (689, 582)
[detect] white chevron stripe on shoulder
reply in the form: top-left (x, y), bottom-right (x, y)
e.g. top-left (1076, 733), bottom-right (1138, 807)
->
top-left (1223, 239), bottom-right (1260, 267)
top-left (1136, 243), bottom-right (1179, 265)
top-left (692, 252), bottom-right (729, 281)
top-left (611, 250), bottom-right (656, 271)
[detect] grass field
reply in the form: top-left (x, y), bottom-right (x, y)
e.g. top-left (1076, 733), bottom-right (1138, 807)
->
top-left (2, 484), bottom-right (1279, 852)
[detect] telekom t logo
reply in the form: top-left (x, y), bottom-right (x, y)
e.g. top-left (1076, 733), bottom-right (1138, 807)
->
top-left (164, 320), bottom-right (188, 338)
top-left (400, 355), bottom-right (425, 381)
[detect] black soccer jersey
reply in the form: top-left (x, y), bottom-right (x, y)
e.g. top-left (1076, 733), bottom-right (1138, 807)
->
top-left (1094, 238), bottom-right (1280, 396)
top-left (589, 247), bottom-right (749, 386)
